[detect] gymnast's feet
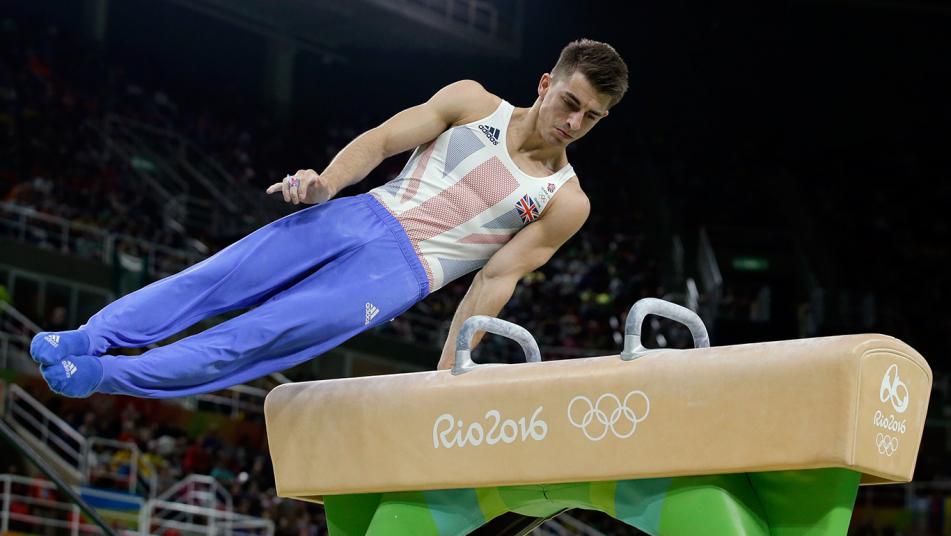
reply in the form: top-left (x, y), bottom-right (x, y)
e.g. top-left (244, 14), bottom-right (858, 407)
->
top-left (40, 355), bottom-right (102, 398)
top-left (30, 330), bottom-right (91, 365)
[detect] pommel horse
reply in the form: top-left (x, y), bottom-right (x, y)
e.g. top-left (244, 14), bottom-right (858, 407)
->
top-left (264, 298), bottom-right (932, 535)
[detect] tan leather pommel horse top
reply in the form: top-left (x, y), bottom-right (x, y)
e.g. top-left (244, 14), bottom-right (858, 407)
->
top-left (264, 333), bottom-right (931, 501)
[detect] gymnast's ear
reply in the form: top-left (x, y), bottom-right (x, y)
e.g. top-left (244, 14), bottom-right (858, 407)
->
top-left (538, 73), bottom-right (553, 98)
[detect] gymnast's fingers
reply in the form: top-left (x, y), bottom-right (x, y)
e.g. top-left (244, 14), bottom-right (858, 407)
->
top-left (266, 183), bottom-right (282, 195)
top-left (289, 171), bottom-right (303, 205)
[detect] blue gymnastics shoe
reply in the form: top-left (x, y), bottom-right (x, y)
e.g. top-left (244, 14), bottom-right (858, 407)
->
top-left (30, 330), bottom-right (90, 365)
top-left (40, 356), bottom-right (102, 398)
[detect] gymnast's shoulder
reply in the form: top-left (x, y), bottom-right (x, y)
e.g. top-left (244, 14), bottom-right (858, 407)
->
top-left (429, 79), bottom-right (502, 127)
top-left (543, 178), bottom-right (591, 227)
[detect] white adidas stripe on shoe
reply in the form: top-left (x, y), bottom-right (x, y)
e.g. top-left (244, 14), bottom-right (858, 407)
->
top-left (45, 334), bottom-right (60, 348)
top-left (62, 360), bottom-right (77, 378)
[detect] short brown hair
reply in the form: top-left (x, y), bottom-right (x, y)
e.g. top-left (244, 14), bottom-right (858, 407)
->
top-left (551, 39), bottom-right (629, 108)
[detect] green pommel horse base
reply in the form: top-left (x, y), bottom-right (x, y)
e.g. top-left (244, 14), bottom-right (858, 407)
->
top-left (323, 468), bottom-right (861, 535)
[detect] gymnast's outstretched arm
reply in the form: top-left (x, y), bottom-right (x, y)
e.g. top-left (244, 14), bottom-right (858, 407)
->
top-left (265, 79), bottom-right (498, 205)
top-left (437, 180), bottom-right (590, 370)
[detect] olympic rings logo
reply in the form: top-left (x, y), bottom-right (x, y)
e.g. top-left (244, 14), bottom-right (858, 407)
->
top-left (880, 364), bottom-right (909, 414)
top-left (875, 432), bottom-right (899, 457)
top-left (567, 391), bottom-right (650, 441)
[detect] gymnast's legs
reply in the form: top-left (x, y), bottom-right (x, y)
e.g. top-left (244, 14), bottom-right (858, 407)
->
top-left (32, 194), bottom-right (428, 398)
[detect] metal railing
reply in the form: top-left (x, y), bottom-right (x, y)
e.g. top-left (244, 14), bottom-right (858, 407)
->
top-left (0, 473), bottom-right (142, 535)
top-left (0, 201), bottom-right (204, 278)
top-left (3, 384), bottom-right (158, 497)
top-left (95, 118), bottom-right (215, 234)
top-left (145, 475), bottom-right (273, 536)
top-left (0, 473), bottom-right (275, 536)
top-left (0, 301), bottom-right (41, 333)
top-left (394, 0), bottom-right (500, 37)
top-left (176, 126), bottom-right (282, 228)
top-left (5, 383), bottom-right (86, 482)
top-left (141, 499), bottom-right (273, 536)
top-left (100, 115), bottom-right (278, 236)
top-left (156, 475), bottom-right (231, 511)
top-left (0, 301), bottom-right (36, 372)
top-left (192, 384), bottom-right (270, 419)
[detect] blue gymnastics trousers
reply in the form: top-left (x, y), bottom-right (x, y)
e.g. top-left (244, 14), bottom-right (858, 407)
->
top-left (79, 194), bottom-right (429, 398)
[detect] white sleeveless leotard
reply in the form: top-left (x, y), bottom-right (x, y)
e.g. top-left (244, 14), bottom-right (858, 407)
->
top-left (369, 100), bottom-right (576, 293)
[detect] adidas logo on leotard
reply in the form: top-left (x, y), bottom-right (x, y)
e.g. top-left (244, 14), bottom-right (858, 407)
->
top-left (365, 303), bottom-right (380, 325)
top-left (62, 360), bottom-right (77, 378)
top-left (478, 124), bottom-right (500, 145)
top-left (45, 334), bottom-right (60, 348)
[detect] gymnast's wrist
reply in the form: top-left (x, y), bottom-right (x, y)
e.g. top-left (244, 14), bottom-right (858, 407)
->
top-left (320, 171), bottom-right (346, 198)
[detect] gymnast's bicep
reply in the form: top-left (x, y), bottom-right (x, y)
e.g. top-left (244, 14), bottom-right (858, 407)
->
top-left (374, 80), bottom-right (497, 158)
top-left (482, 184), bottom-right (590, 282)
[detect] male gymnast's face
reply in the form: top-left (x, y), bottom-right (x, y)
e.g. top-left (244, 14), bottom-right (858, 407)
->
top-left (536, 70), bottom-right (612, 147)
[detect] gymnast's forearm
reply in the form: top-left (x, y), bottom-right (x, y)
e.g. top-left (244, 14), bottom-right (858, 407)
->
top-left (437, 270), bottom-right (518, 370)
top-left (319, 128), bottom-right (387, 194)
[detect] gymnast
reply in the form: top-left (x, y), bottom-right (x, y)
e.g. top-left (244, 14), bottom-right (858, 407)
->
top-left (31, 39), bottom-right (628, 398)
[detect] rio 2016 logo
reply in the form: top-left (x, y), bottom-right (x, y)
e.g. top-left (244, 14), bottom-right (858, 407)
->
top-left (433, 407), bottom-right (547, 449)
top-left (872, 364), bottom-right (911, 458)
top-left (879, 364), bottom-right (909, 414)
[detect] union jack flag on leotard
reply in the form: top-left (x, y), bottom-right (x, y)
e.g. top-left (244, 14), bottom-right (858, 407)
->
top-left (515, 194), bottom-right (539, 223)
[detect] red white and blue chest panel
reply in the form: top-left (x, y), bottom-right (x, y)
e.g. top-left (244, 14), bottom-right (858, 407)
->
top-left (369, 101), bottom-right (576, 293)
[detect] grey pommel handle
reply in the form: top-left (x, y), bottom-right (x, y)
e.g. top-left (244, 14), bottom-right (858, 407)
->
top-left (454, 316), bottom-right (541, 375)
top-left (621, 298), bottom-right (711, 361)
